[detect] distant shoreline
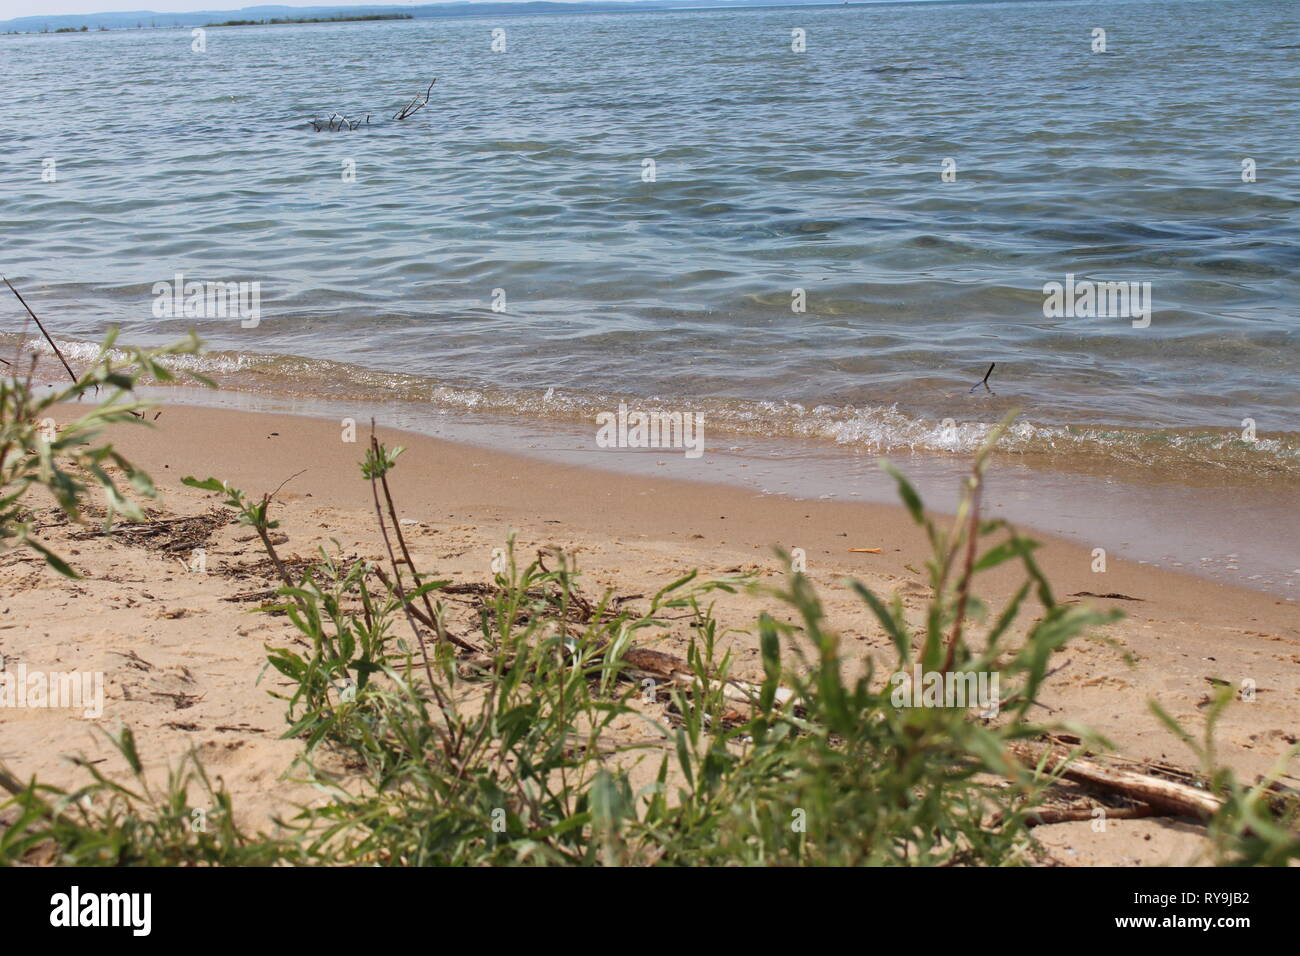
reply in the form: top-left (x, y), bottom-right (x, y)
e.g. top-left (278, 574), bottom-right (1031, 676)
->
top-left (204, 14), bottom-right (413, 28)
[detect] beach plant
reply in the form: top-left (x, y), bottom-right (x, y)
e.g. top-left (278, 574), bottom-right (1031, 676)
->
top-left (167, 419), bottom-right (1127, 865)
top-left (0, 728), bottom-right (296, 866)
top-left (1150, 689), bottom-right (1300, 866)
top-left (0, 329), bottom-right (205, 576)
top-left (614, 417), bottom-right (1123, 865)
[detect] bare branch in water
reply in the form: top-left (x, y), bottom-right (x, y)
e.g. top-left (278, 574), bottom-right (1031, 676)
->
top-left (308, 78), bottom-right (433, 131)
top-left (970, 362), bottom-right (995, 392)
top-left (392, 77), bottom-right (436, 121)
top-left (2, 277), bottom-right (77, 384)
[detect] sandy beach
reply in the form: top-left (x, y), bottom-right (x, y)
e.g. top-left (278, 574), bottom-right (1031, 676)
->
top-left (0, 400), bottom-right (1294, 866)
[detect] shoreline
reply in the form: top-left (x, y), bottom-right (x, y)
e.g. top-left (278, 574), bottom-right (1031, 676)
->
top-left (118, 375), bottom-right (1299, 599)
top-left (100, 398), bottom-right (1289, 614)
top-left (11, 333), bottom-right (1297, 598)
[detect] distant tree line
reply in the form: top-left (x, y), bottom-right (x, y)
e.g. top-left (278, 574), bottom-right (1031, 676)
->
top-left (206, 13), bottom-right (413, 27)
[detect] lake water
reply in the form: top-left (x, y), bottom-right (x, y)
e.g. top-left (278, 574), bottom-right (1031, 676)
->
top-left (1, 0), bottom-right (1297, 591)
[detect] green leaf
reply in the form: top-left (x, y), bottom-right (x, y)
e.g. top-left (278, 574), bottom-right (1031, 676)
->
top-left (881, 459), bottom-right (925, 525)
top-left (972, 538), bottom-right (1039, 574)
top-left (24, 537), bottom-right (79, 579)
top-left (117, 727), bottom-right (143, 775)
top-left (675, 728), bottom-right (694, 787)
top-left (851, 581), bottom-right (910, 663)
top-left (182, 476), bottom-right (228, 493)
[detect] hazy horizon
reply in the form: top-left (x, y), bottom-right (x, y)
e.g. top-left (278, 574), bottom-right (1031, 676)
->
top-left (7, 0), bottom-right (612, 23)
top-left (1, 0), bottom-right (940, 25)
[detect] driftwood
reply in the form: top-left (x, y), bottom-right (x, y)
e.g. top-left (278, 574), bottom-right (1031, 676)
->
top-left (0, 767), bottom-right (26, 800)
top-left (0, 764), bottom-right (79, 833)
top-left (615, 646), bottom-right (795, 708)
top-left (1009, 739), bottom-right (1223, 820)
top-left (455, 639), bottom-right (793, 713)
top-left (998, 804), bottom-right (1161, 828)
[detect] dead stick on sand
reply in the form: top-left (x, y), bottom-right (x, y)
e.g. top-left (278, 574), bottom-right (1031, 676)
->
top-left (0, 764), bottom-right (75, 828)
top-left (989, 802), bottom-right (1161, 828)
top-left (1024, 805), bottom-right (1160, 827)
top-left (374, 565), bottom-right (476, 653)
top-left (970, 362), bottom-right (995, 392)
top-left (0, 766), bottom-right (25, 799)
top-left (1009, 740), bottom-right (1223, 820)
top-left (3, 277), bottom-right (77, 384)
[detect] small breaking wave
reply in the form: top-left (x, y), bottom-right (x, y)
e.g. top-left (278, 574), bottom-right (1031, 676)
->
top-left (13, 334), bottom-right (1297, 484)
